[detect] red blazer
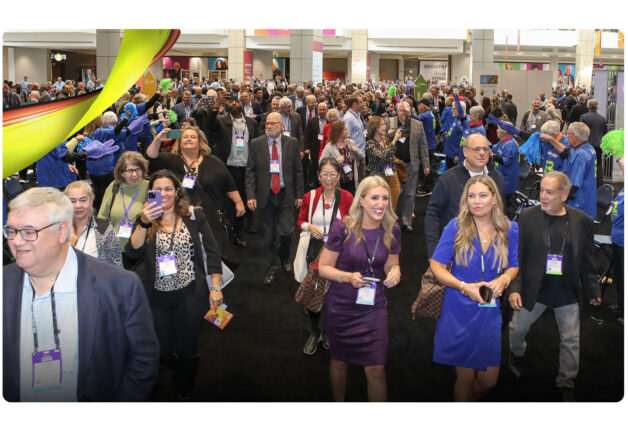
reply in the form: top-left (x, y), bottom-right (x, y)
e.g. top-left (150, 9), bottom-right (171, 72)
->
top-left (297, 186), bottom-right (353, 230)
top-left (318, 122), bottom-right (332, 161)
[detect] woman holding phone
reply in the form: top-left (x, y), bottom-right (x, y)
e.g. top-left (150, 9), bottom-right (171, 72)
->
top-left (317, 176), bottom-right (402, 401)
top-left (125, 169), bottom-right (223, 400)
top-left (429, 175), bottom-right (519, 401)
top-left (146, 126), bottom-right (244, 267)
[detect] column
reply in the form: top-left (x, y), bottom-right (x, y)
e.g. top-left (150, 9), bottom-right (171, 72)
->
top-left (549, 55), bottom-right (559, 87)
top-left (96, 29), bottom-right (123, 83)
top-left (369, 52), bottom-right (380, 82)
top-left (398, 57), bottom-right (404, 81)
top-left (290, 29), bottom-right (324, 85)
top-left (470, 29), bottom-right (497, 87)
top-left (228, 30), bottom-right (245, 82)
top-left (575, 30), bottom-right (595, 88)
top-left (350, 29), bottom-right (368, 84)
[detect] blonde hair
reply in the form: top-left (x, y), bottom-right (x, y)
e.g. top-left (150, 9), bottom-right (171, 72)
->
top-left (343, 176), bottom-right (398, 251)
top-left (171, 126), bottom-right (212, 157)
top-left (454, 175), bottom-right (511, 271)
top-left (83, 114), bottom-right (104, 137)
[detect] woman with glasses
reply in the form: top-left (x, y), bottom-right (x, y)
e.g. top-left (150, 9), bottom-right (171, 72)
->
top-left (97, 152), bottom-right (150, 253)
top-left (365, 116), bottom-right (402, 211)
top-left (320, 121), bottom-right (365, 195)
top-left (296, 158), bottom-right (354, 355)
top-left (147, 126), bottom-right (244, 269)
top-left (318, 108), bottom-right (340, 161)
top-left (65, 181), bottom-right (122, 266)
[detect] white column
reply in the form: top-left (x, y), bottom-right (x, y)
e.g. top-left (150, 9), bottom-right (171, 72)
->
top-left (549, 55), bottom-right (559, 87)
top-left (575, 30), bottom-right (595, 89)
top-left (398, 57), bottom-right (405, 81)
top-left (96, 29), bottom-right (123, 83)
top-left (369, 52), bottom-right (380, 82)
top-left (228, 30), bottom-right (245, 82)
top-left (350, 29), bottom-right (368, 84)
top-left (470, 29), bottom-right (497, 87)
top-left (7, 47), bottom-right (16, 82)
top-left (290, 29), bottom-right (323, 85)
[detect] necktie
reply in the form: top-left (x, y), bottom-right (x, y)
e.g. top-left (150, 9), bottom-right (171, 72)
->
top-left (272, 140), bottom-right (280, 194)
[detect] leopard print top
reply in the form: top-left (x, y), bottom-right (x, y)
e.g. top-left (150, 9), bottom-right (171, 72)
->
top-left (154, 222), bottom-right (196, 291)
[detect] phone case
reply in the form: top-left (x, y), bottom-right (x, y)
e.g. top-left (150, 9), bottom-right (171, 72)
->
top-left (479, 285), bottom-right (493, 303)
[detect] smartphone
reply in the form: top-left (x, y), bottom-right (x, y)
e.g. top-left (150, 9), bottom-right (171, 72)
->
top-left (206, 96), bottom-right (215, 104)
top-left (147, 190), bottom-right (162, 216)
top-left (479, 285), bottom-right (494, 303)
top-left (166, 129), bottom-right (182, 139)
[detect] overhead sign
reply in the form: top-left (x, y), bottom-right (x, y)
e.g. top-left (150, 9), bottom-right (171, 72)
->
top-left (419, 61), bottom-right (448, 84)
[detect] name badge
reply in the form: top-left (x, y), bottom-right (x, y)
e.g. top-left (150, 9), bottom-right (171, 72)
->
top-left (32, 349), bottom-right (62, 391)
top-left (117, 221), bottom-right (133, 238)
top-left (323, 234), bottom-right (329, 242)
top-left (342, 163), bottom-right (353, 174)
top-left (182, 175), bottom-right (196, 189)
top-left (158, 254), bottom-right (177, 277)
top-left (546, 254), bottom-right (563, 275)
top-left (235, 136), bottom-right (245, 151)
top-left (318, 133), bottom-right (323, 141)
top-left (356, 283), bottom-right (377, 306)
top-left (384, 166), bottom-right (394, 177)
top-left (283, 130), bottom-right (291, 137)
top-left (363, 130), bottom-right (368, 138)
top-left (398, 137), bottom-right (406, 144)
top-left (270, 160), bottom-right (281, 173)
top-left (478, 298), bottom-right (497, 308)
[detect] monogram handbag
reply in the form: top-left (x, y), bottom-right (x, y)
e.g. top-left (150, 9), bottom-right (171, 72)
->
top-left (411, 266), bottom-right (446, 319)
top-left (294, 253), bottom-right (332, 313)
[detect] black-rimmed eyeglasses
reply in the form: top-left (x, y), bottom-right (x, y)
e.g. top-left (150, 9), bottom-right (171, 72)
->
top-left (3, 222), bottom-right (60, 241)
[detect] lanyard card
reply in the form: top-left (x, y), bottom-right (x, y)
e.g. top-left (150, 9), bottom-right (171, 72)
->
top-left (363, 130), bottom-right (368, 138)
top-left (318, 133), bottom-right (323, 141)
top-left (182, 175), bottom-right (196, 189)
top-left (283, 130), bottom-right (291, 137)
top-left (478, 298), bottom-right (497, 308)
top-left (270, 160), bottom-right (281, 173)
top-left (117, 221), bottom-right (133, 239)
top-left (204, 305), bottom-right (233, 330)
top-left (342, 163), bottom-right (353, 174)
top-left (356, 282), bottom-right (377, 306)
top-left (398, 137), bottom-right (406, 144)
top-left (235, 136), bottom-right (245, 151)
top-left (384, 165), bottom-right (394, 176)
top-left (32, 349), bottom-right (62, 391)
top-left (158, 254), bottom-right (177, 277)
top-left (546, 254), bottom-right (563, 275)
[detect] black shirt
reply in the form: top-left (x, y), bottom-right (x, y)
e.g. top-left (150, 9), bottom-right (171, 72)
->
top-left (394, 119), bottom-right (411, 162)
top-left (537, 212), bottom-right (578, 308)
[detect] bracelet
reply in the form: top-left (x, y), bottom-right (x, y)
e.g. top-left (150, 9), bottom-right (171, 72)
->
top-left (459, 281), bottom-right (466, 296)
top-left (210, 286), bottom-right (221, 292)
top-left (501, 273), bottom-right (511, 288)
top-left (135, 217), bottom-right (152, 229)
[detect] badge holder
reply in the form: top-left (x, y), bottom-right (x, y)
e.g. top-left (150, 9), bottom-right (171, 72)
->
top-left (32, 349), bottom-right (62, 391)
top-left (182, 175), bottom-right (196, 189)
top-left (117, 221), bottom-right (133, 238)
top-left (342, 163), bottom-right (353, 174)
top-left (384, 165), bottom-right (394, 177)
top-left (270, 160), bottom-right (281, 174)
top-left (235, 136), bottom-right (245, 152)
top-left (546, 254), bottom-right (563, 275)
top-left (356, 280), bottom-right (379, 306)
top-left (158, 254), bottom-right (177, 277)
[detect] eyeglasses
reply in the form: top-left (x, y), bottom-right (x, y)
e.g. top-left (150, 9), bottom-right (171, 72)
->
top-left (466, 146), bottom-right (490, 153)
top-left (123, 167), bottom-right (142, 175)
top-left (320, 173), bottom-right (339, 179)
top-left (265, 121), bottom-right (282, 127)
top-left (3, 222), bottom-right (60, 241)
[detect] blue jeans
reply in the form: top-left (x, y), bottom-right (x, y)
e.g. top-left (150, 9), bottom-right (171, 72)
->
top-left (509, 302), bottom-right (580, 388)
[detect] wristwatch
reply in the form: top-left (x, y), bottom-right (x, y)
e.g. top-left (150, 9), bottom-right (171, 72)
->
top-left (134, 217), bottom-right (152, 229)
top-left (210, 286), bottom-right (222, 292)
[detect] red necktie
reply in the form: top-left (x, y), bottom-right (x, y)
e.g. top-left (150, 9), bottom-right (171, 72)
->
top-left (272, 140), bottom-right (280, 194)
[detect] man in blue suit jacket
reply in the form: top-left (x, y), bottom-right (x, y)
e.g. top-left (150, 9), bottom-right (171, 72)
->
top-left (3, 187), bottom-right (159, 402)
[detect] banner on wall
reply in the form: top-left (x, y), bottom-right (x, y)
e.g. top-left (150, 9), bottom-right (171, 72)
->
top-left (243, 51), bottom-right (253, 79)
top-left (208, 57), bottom-right (228, 70)
top-left (419, 61), bottom-right (448, 84)
top-left (312, 41), bottom-right (323, 84)
top-left (323, 71), bottom-right (345, 81)
top-left (273, 57), bottom-right (286, 79)
top-left (366, 53), bottom-right (371, 81)
top-left (163, 57), bottom-right (189, 80)
top-left (500, 62), bottom-right (548, 71)
top-left (557, 64), bottom-right (576, 88)
top-left (479, 74), bottom-right (499, 96)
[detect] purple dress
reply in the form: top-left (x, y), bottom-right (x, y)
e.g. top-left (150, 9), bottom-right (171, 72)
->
top-left (322, 218), bottom-right (402, 366)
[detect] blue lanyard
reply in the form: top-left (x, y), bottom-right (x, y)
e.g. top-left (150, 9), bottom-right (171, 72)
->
top-left (120, 187), bottom-right (140, 223)
top-left (361, 226), bottom-right (382, 277)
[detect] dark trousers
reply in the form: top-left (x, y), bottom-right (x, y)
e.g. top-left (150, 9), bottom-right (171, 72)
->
top-left (152, 283), bottom-right (205, 360)
top-left (612, 244), bottom-right (624, 314)
top-left (76, 157), bottom-right (88, 180)
top-left (418, 150), bottom-right (437, 190)
top-left (91, 172), bottom-right (114, 213)
top-left (260, 189), bottom-right (294, 273)
top-left (227, 165), bottom-right (252, 238)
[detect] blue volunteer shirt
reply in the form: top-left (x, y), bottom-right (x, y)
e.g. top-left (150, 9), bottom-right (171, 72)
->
top-left (418, 110), bottom-right (437, 150)
top-left (541, 134), bottom-right (569, 173)
top-left (443, 118), bottom-right (465, 159)
top-left (36, 143), bottom-right (77, 189)
top-left (440, 106), bottom-right (454, 133)
top-left (611, 188), bottom-right (624, 247)
top-left (493, 136), bottom-right (520, 194)
top-left (566, 142), bottom-right (597, 218)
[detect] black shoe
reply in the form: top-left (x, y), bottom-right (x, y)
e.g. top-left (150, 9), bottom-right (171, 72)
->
top-left (234, 237), bottom-right (247, 248)
top-left (415, 189), bottom-right (432, 197)
top-left (508, 351), bottom-right (525, 378)
top-left (282, 260), bottom-right (292, 272)
top-left (263, 272), bottom-right (275, 286)
top-left (557, 386), bottom-right (576, 402)
top-left (320, 332), bottom-right (330, 350)
top-left (303, 333), bottom-right (320, 355)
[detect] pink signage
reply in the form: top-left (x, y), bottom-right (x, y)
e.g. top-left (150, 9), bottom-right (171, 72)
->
top-left (243, 50), bottom-right (254, 79)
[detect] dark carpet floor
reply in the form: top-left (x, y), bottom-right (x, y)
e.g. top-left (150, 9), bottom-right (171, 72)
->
top-left (150, 178), bottom-right (625, 402)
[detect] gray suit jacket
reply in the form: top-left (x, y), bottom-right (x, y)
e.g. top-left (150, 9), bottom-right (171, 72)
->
top-left (385, 116), bottom-right (430, 170)
top-left (246, 134), bottom-right (304, 209)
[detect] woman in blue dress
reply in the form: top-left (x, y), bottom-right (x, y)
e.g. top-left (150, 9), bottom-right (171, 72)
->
top-left (430, 174), bottom-right (519, 401)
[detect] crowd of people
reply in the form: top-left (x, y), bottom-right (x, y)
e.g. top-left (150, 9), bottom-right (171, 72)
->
top-left (2, 71), bottom-right (623, 403)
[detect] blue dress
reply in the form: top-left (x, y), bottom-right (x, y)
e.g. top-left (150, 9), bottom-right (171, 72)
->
top-left (431, 219), bottom-right (519, 370)
top-left (322, 218), bottom-right (402, 366)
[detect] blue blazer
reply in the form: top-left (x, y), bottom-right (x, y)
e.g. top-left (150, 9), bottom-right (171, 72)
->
top-left (3, 250), bottom-right (160, 401)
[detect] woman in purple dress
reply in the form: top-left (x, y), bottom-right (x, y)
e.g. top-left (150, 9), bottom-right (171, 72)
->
top-left (430, 175), bottom-right (519, 401)
top-left (318, 176), bottom-right (402, 401)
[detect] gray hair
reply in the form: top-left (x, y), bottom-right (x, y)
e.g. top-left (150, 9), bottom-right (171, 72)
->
top-left (469, 105), bottom-right (485, 120)
top-left (8, 187), bottom-right (74, 241)
top-left (64, 180), bottom-right (95, 201)
top-left (306, 95), bottom-right (316, 103)
top-left (103, 111), bottom-right (118, 125)
top-left (579, 94), bottom-right (588, 102)
top-left (543, 171), bottom-right (572, 193)
top-left (279, 97), bottom-right (293, 108)
top-left (296, 86), bottom-right (304, 93)
top-left (326, 108), bottom-right (340, 121)
top-left (568, 122), bottom-right (590, 141)
top-left (540, 120), bottom-right (561, 137)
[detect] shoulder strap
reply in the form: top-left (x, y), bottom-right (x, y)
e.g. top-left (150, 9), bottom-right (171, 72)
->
top-left (307, 189), bottom-right (316, 223)
top-left (330, 189), bottom-right (341, 221)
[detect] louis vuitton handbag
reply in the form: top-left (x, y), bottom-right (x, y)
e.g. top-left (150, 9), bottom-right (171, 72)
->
top-left (411, 266), bottom-right (446, 319)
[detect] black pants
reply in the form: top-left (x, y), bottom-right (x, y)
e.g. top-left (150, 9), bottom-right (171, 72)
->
top-left (152, 283), bottom-right (206, 360)
top-left (91, 172), bottom-right (114, 213)
top-left (612, 244), bottom-right (624, 314)
top-left (260, 189), bottom-right (294, 273)
top-left (418, 150), bottom-right (437, 190)
top-left (227, 165), bottom-right (252, 239)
